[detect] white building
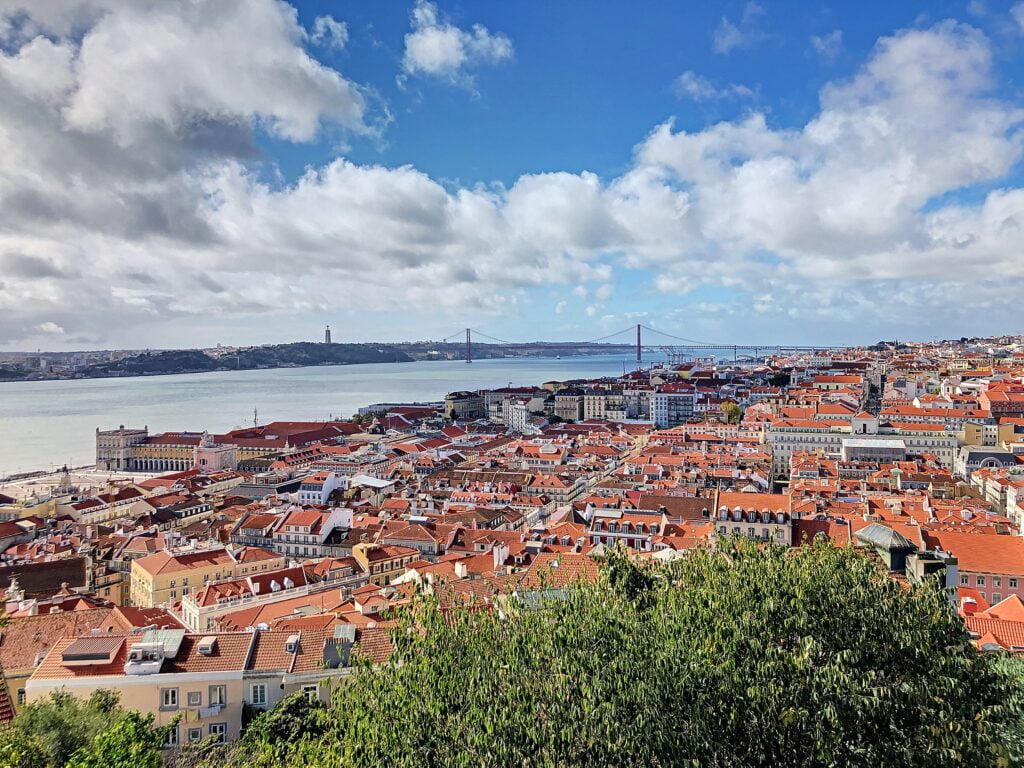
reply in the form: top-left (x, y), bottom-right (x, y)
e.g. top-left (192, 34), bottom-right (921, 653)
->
top-left (650, 390), bottom-right (696, 428)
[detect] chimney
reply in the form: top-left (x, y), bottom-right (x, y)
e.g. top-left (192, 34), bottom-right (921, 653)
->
top-left (960, 597), bottom-right (978, 617)
top-left (492, 542), bottom-right (509, 574)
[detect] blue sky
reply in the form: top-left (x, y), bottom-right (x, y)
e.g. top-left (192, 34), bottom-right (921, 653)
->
top-left (1, 0), bottom-right (1024, 349)
top-left (283, 1), bottom-right (1010, 181)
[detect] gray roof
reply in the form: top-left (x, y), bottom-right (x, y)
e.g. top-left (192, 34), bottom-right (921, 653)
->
top-left (844, 438), bottom-right (907, 449)
top-left (854, 523), bottom-right (917, 552)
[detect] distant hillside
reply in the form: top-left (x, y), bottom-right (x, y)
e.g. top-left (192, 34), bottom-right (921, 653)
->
top-left (84, 343), bottom-right (413, 378)
top-left (87, 349), bottom-right (218, 375)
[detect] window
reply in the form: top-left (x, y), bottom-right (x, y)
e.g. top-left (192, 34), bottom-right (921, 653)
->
top-left (995, 577), bottom-right (1003, 588)
top-left (977, 576), bottom-right (986, 587)
top-left (16, 689), bottom-right (25, 706)
top-left (302, 684), bottom-right (318, 702)
top-left (209, 723), bottom-right (227, 743)
top-left (186, 691), bottom-right (201, 707)
top-left (170, 590), bottom-right (177, 599)
top-left (209, 685), bottom-right (227, 707)
top-left (251, 684), bottom-right (267, 706)
top-left (961, 575), bottom-right (970, 586)
top-left (161, 688), bottom-right (178, 710)
top-left (993, 593), bottom-right (1003, 603)
top-left (1012, 579), bottom-right (1019, 589)
top-left (165, 725), bottom-right (179, 748)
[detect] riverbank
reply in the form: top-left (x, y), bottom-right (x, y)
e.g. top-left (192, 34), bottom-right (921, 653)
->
top-left (0, 353), bottom-right (646, 476)
top-left (0, 342), bottom-right (638, 384)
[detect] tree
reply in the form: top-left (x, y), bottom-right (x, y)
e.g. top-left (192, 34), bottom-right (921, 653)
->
top-left (217, 540), bottom-right (1019, 768)
top-left (720, 401), bottom-right (741, 423)
top-left (67, 711), bottom-right (170, 768)
top-left (992, 654), bottom-right (1024, 766)
top-left (0, 689), bottom-right (125, 768)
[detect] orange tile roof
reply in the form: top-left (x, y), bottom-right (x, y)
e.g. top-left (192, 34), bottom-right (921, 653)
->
top-left (966, 616), bottom-right (1024, 651)
top-left (133, 548), bottom-right (235, 576)
top-left (0, 608), bottom-right (116, 672)
top-left (978, 595), bottom-right (1024, 622)
top-left (517, 553), bottom-right (600, 589)
top-left (924, 530), bottom-right (1024, 576)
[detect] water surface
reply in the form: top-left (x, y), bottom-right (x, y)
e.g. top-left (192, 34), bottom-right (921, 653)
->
top-left (0, 354), bottom-right (647, 475)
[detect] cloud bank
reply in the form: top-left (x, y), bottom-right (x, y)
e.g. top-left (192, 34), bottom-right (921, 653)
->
top-left (0, 2), bottom-right (1022, 347)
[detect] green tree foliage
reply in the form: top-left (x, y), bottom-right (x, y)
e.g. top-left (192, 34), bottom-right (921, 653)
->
top-left (66, 711), bottom-right (169, 768)
top-left (720, 401), bottom-right (741, 424)
top-left (226, 693), bottom-right (324, 764)
top-left (218, 541), bottom-right (1018, 768)
top-left (0, 690), bottom-right (169, 768)
top-left (992, 654), bottom-right (1024, 766)
top-left (0, 689), bottom-right (124, 768)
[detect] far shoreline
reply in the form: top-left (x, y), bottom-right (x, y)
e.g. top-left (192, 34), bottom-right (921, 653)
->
top-left (0, 347), bottom-right (639, 385)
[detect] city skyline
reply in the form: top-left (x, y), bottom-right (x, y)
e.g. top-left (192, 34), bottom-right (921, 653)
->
top-left (2, 1), bottom-right (1024, 350)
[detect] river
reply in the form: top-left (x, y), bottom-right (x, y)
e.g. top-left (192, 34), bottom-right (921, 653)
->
top-left (0, 354), bottom-right (651, 476)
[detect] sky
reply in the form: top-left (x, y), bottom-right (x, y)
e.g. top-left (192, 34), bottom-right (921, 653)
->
top-left (1, 0), bottom-right (1024, 351)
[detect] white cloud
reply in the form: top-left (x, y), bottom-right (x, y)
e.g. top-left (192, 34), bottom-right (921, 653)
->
top-left (1012, 2), bottom-right (1024, 33)
top-left (402, 0), bottom-right (512, 86)
top-left (554, 300), bottom-right (567, 314)
top-left (0, 7), bottom-right (1023, 347)
top-left (810, 29), bottom-right (843, 63)
top-left (61, 1), bottom-right (366, 144)
top-left (311, 15), bottom-right (348, 50)
top-left (713, 2), bottom-right (766, 54)
top-left (673, 70), bottom-right (754, 101)
top-left (637, 20), bottom-right (1024, 289)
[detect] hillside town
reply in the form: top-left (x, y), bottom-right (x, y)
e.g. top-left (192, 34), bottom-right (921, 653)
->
top-left (3, 336), bottom-right (1024, 743)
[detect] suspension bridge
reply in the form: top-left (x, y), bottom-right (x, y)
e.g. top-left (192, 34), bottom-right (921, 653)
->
top-left (436, 324), bottom-right (849, 364)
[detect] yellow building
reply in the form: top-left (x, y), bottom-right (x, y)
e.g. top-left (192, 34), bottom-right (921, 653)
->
top-left (352, 543), bottom-right (418, 586)
top-left (960, 421), bottom-right (1016, 448)
top-left (130, 434), bottom-right (200, 473)
top-left (130, 547), bottom-right (284, 608)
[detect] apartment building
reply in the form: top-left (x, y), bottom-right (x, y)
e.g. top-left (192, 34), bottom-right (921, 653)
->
top-left (651, 387), bottom-right (697, 428)
top-left (271, 507), bottom-right (352, 558)
top-left (130, 547), bottom-right (284, 608)
top-left (711, 492), bottom-right (793, 546)
top-left (925, 530), bottom-right (1024, 606)
top-left (352, 543), bottom-right (419, 586)
top-left (27, 627), bottom-right (353, 746)
top-left (296, 471), bottom-right (345, 505)
top-left (766, 419), bottom-right (958, 475)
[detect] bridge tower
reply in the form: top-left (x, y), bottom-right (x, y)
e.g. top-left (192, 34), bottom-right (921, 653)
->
top-left (636, 324), bottom-right (642, 364)
top-left (465, 328), bottom-right (472, 364)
